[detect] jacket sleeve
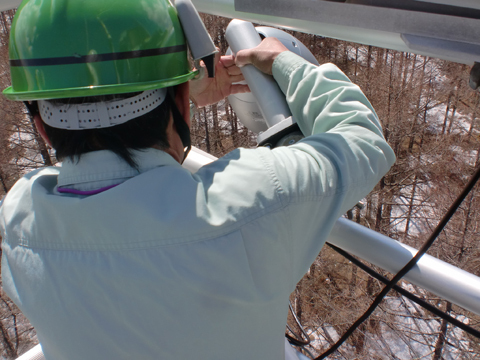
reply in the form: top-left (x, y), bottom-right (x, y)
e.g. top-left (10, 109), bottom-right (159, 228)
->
top-left (267, 51), bottom-right (396, 282)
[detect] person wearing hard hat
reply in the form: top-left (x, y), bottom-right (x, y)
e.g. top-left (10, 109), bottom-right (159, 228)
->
top-left (0, 0), bottom-right (395, 359)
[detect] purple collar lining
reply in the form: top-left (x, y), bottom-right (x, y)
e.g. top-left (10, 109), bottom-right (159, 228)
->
top-left (57, 184), bottom-right (119, 195)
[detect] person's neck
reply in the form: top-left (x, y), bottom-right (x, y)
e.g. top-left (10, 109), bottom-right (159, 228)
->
top-left (151, 145), bottom-right (182, 164)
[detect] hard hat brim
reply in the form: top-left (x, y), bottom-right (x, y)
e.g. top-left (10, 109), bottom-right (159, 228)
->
top-left (3, 70), bottom-right (198, 101)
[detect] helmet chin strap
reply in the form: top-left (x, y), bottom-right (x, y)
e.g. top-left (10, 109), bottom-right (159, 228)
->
top-left (167, 89), bottom-right (191, 164)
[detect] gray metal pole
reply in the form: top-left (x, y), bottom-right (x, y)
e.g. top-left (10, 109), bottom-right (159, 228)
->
top-left (328, 218), bottom-right (480, 316)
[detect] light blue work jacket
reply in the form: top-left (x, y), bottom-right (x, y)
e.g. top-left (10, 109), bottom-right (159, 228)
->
top-left (0, 52), bottom-right (395, 360)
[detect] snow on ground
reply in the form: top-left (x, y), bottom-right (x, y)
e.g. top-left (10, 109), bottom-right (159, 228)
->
top-left (426, 103), bottom-right (479, 137)
top-left (302, 293), bottom-right (474, 359)
top-left (450, 146), bottom-right (478, 166)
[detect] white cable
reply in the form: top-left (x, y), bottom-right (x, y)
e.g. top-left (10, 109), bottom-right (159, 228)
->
top-left (37, 89), bottom-right (167, 130)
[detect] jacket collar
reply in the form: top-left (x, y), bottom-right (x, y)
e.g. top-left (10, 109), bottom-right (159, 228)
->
top-left (57, 148), bottom-right (180, 192)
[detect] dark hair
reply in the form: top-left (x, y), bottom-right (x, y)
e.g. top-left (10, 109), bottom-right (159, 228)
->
top-left (33, 92), bottom-right (172, 169)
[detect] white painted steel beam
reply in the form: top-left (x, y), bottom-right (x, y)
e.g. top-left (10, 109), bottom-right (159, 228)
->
top-left (0, 0), bottom-right (20, 12)
top-left (2, 0), bottom-right (480, 64)
top-left (191, 0), bottom-right (480, 65)
top-left (16, 344), bottom-right (44, 360)
top-left (416, 0), bottom-right (480, 10)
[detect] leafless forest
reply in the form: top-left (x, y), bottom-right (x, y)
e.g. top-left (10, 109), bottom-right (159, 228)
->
top-left (0, 10), bottom-right (479, 360)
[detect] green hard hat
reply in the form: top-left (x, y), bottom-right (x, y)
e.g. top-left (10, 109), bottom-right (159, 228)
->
top-left (3, 0), bottom-right (197, 101)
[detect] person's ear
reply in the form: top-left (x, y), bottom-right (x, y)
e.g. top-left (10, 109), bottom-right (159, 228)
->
top-left (173, 81), bottom-right (191, 127)
top-left (33, 114), bottom-right (52, 147)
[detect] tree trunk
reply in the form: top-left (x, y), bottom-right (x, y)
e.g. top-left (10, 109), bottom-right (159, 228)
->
top-left (365, 46), bottom-right (373, 98)
top-left (446, 95), bottom-right (458, 135)
top-left (432, 302), bottom-right (452, 360)
top-left (295, 285), bottom-right (303, 324)
top-left (0, 171), bottom-right (8, 193)
top-left (375, 177), bottom-right (386, 233)
top-left (441, 92), bottom-right (453, 135)
top-left (349, 264), bottom-right (357, 297)
top-left (0, 296), bottom-right (17, 360)
top-left (353, 46), bottom-right (359, 82)
top-left (354, 323), bottom-right (366, 355)
top-left (468, 93), bottom-right (479, 137)
top-left (404, 174), bottom-right (418, 239)
top-left (408, 56), bottom-right (427, 152)
top-left (211, 104), bottom-right (224, 155)
top-left (0, 320), bottom-right (16, 360)
top-left (203, 107), bottom-right (210, 153)
top-left (226, 102), bottom-right (239, 148)
top-left (458, 192), bottom-right (475, 262)
top-left (384, 51), bottom-right (396, 142)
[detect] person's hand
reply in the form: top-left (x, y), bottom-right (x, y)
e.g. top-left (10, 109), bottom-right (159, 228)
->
top-left (189, 52), bottom-right (249, 108)
top-left (235, 37), bottom-right (289, 75)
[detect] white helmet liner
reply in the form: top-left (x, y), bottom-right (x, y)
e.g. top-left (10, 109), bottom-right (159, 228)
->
top-left (38, 89), bottom-right (167, 130)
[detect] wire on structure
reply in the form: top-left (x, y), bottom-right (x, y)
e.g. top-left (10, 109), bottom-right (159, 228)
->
top-left (286, 301), bottom-right (311, 347)
top-left (327, 243), bottom-right (480, 339)
top-left (314, 163), bottom-right (480, 360)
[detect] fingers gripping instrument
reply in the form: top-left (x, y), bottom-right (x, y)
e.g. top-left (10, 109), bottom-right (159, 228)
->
top-left (225, 20), bottom-right (296, 147)
top-left (225, 20), bottom-right (318, 147)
